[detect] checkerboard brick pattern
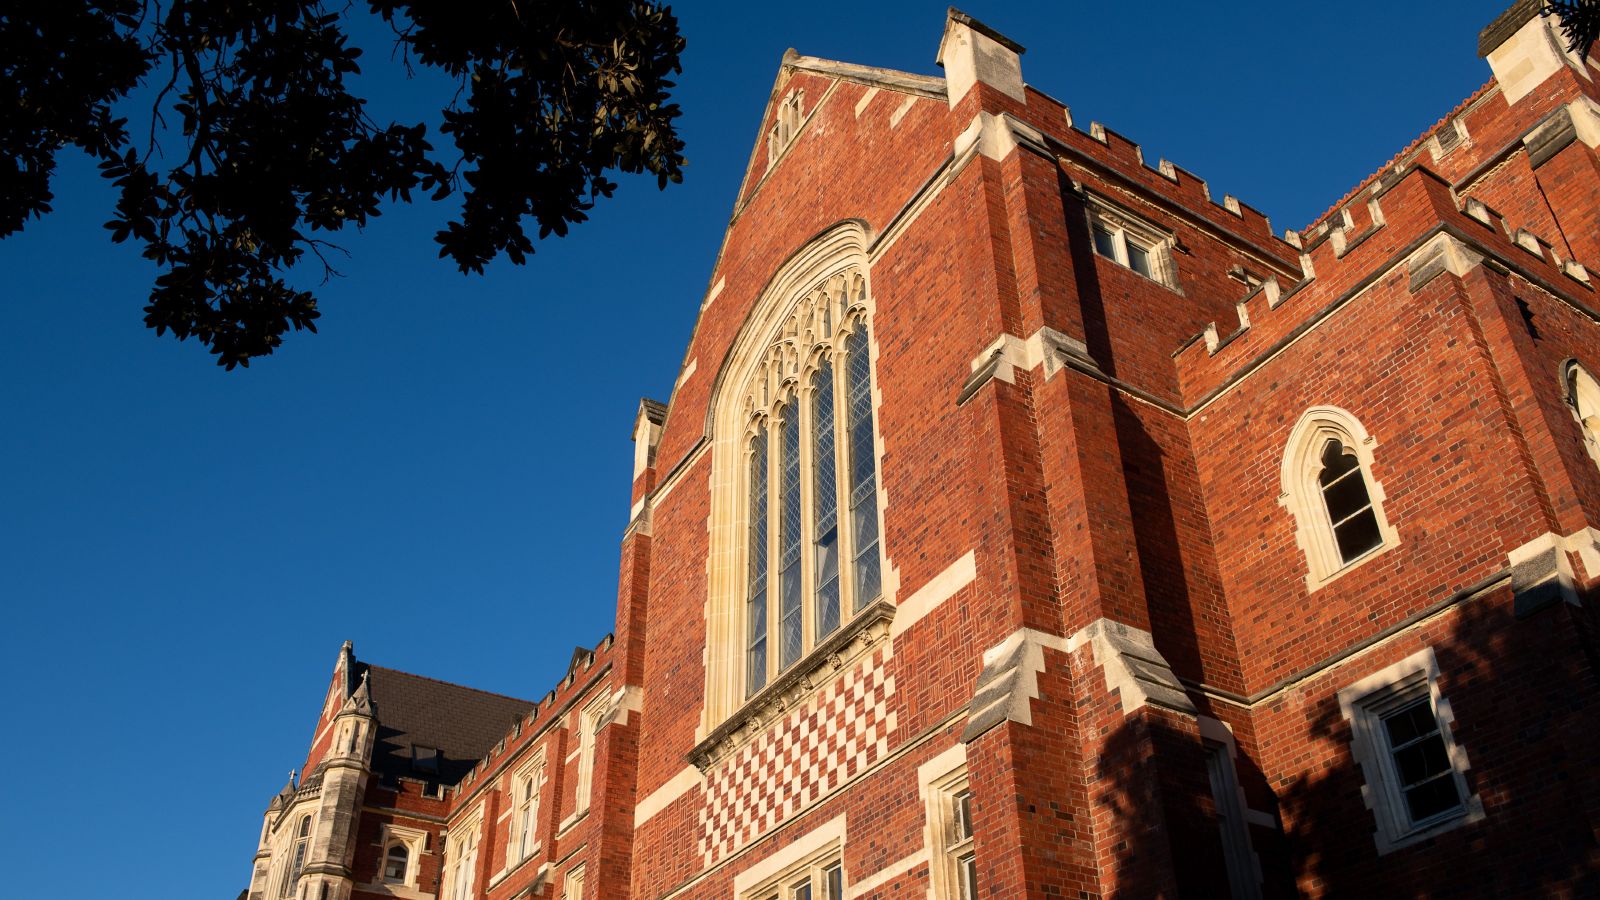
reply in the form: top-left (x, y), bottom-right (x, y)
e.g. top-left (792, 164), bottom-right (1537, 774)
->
top-left (699, 649), bottom-right (896, 864)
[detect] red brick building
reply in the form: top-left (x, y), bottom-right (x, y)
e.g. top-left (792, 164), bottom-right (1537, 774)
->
top-left (245, 4), bottom-right (1600, 897)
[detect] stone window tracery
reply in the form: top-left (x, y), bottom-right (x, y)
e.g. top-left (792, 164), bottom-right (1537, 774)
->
top-left (701, 223), bottom-right (890, 741)
top-left (736, 269), bottom-right (882, 698)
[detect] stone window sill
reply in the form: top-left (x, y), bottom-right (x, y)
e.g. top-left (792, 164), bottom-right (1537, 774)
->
top-left (688, 597), bottom-right (895, 771)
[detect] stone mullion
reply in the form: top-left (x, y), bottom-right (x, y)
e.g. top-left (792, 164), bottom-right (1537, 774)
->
top-left (831, 345), bottom-right (857, 623)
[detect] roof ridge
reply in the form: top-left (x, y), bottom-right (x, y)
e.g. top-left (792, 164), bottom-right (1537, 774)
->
top-left (1304, 79), bottom-right (1496, 231)
top-left (364, 663), bottom-right (535, 706)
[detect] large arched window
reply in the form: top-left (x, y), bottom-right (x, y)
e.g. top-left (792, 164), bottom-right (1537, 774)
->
top-left (1280, 407), bottom-right (1399, 589)
top-left (701, 224), bottom-right (889, 730)
top-left (1565, 361), bottom-right (1600, 472)
top-left (740, 288), bottom-right (882, 697)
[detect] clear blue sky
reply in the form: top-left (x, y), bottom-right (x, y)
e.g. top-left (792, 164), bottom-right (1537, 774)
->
top-left (0, 2), bottom-right (1505, 896)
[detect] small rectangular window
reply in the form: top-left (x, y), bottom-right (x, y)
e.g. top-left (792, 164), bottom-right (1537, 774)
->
top-left (1085, 198), bottom-right (1174, 288)
top-left (1337, 650), bottom-right (1482, 854)
top-left (927, 768), bottom-right (976, 900)
top-left (742, 851), bottom-right (843, 900)
top-left (412, 744), bottom-right (440, 775)
top-left (1381, 699), bottom-right (1464, 824)
top-left (823, 863), bottom-right (844, 900)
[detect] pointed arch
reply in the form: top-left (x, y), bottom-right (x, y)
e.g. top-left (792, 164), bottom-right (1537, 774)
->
top-left (703, 222), bottom-right (889, 731)
top-left (1564, 360), bottom-right (1600, 472)
top-left (1279, 406), bottom-right (1400, 589)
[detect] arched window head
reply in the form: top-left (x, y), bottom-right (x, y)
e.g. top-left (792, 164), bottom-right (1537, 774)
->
top-left (736, 286), bottom-right (881, 699)
top-left (383, 842), bottom-right (409, 884)
top-left (1564, 361), bottom-right (1600, 471)
top-left (703, 223), bottom-right (888, 728)
top-left (1281, 407), bottom-right (1399, 589)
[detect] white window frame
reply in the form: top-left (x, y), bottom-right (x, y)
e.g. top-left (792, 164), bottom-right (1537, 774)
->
top-left (1337, 648), bottom-right (1484, 854)
top-left (741, 847), bottom-right (845, 900)
top-left (701, 226), bottom-right (888, 736)
top-left (768, 88), bottom-right (806, 166)
top-left (563, 862), bottom-right (587, 899)
top-left (1197, 718), bottom-right (1263, 900)
top-left (1084, 194), bottom-right (1179, 289)
top-left (575, 696), bottom-right (606, 815)
top-left (442, 811), bottom-right (482, 900)
top-left (1279, 406), bottom-right (1400, 590)
top-left (1428, 119), bottom-right (1469, 161)
top-left (277, 814), bottom-right (314, 899)
top-left (378, 824), bottom-right (426, 887)
top-left (928, 755), bottom-right (972, 896)
top-left (511, 752), bottom-right (547, 864)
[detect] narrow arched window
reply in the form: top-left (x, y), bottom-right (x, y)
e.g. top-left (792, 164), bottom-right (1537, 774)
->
top-left (845, 330), bottom-right (882, 605)
top-left (746, 427), bottom-right (770, 695)
top-left (1318, 439), bottom-right (1383, 563)
top-left (279, 816), bottom-right (311, 898)
top-left (777, 400), bottom-right (804, 669)
top-left (742, 324), bottom-right (883, 692)
top-left (1281, 407), bottom-right (1398, 589)
top-left (711, 253), bottom-right (884, 723)
top-left (383, 842), bottom-right (409, 883)
top-left (812, 361), bottom-right (841, 639)
top-left (1565, 362), bottom-right (1600, 471)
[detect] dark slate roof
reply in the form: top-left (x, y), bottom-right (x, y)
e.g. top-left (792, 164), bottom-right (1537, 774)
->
top-left (357, 662), bottom-right (534, 786)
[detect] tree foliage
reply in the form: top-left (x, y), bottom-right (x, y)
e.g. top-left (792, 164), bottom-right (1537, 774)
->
top-left (0, 1), bottom-right (685, 367)
top-left (1546, 1), bottom-right (1600, 56)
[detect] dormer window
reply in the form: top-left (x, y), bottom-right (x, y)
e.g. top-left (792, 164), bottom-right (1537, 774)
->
top-left (412, 744), bottom-right (440, 775)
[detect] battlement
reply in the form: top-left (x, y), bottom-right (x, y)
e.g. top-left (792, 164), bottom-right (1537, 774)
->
top-left (1175, 161), bottom-right (1593, 406)
top-left (451, 632), bottom-right (618, 797)
top-left (1019, 84), bottom-right (1297, 261)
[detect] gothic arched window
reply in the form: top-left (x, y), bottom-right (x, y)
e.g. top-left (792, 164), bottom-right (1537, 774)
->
top-left (1565, 361), bottom-right (1600, 472)
top-left (1318, 439), bottom-right (1384, 563)
top-left (383, 842), bottom-right (409, 883)
top-left (702, 225), bottom-right (888, 732)
top-left (1281, 407), bottom-right (1399, 589)
top-left (279, 816), bottom-right (311, 898)
top-left (735, 270), bottom-right (882, 699)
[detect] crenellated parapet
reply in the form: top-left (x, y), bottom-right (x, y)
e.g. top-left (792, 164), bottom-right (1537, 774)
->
top-left (1174, 161), bottom-right (1596, 407)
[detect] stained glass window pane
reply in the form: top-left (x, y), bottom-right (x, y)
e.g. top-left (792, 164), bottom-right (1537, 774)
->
top-left (747, 429), bottom-right (769, 695)
top-left (779, 407), bottom-right (803, 669)
top-left (813, 364), bottom-right (841, 640)
top-left (845, 331), bottom-right (882, 608)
